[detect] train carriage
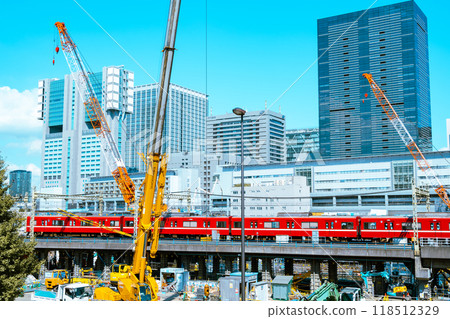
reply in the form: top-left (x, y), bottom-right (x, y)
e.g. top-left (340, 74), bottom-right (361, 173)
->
top-left (26, 214), bottom-right (450, 243)
top-left (27, 215), bottom-right (125, 237)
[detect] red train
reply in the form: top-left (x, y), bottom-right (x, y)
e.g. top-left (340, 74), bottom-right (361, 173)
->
top-left (26, 214), bottom-right (450, 243)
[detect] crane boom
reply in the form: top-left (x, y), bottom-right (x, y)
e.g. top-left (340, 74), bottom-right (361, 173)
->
top-left (55, 22), bottom-right (135, 205)
top-left (363, 73), bottom-right (450, 209)
top-left (132, 0), bottom-right (181, 280)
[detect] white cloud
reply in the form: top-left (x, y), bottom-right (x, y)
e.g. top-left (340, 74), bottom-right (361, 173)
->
top-left (6, 138), bottom-right (42, 155)
top-left (27, 139), bottom-right (42, 155)
top-left (0, 86), bottom-right (41, 134)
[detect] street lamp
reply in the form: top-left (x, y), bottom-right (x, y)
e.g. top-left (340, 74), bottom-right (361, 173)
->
top-left (232, 107), bottom-right (246, 301)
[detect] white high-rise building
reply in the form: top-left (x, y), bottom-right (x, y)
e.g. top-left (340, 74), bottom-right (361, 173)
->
top-left (38, 66), bottom-right (134, 197)
top-left (207, 110), bottom-right (286, 165)
top-left (125, 83), bottom-right (208, 172)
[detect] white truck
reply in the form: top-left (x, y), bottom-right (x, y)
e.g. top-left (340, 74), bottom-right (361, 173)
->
top-left (31, 283), bottom-right (93, 301)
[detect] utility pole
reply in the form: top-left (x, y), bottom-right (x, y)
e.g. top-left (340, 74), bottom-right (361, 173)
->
top-left (412, 179), bottom-right (430, 256)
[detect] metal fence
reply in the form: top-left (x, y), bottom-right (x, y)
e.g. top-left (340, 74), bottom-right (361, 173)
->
top-left (420, 238), bottom-right (450, 247)
top-left (29, 237), bottom-right (412, 251)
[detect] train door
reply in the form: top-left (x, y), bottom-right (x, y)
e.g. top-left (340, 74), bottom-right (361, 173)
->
top-left (356, 216), bottom-right (361, 239)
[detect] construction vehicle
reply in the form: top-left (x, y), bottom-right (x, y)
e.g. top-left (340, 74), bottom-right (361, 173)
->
top-left (109, 264), bottom-right (132, 286)
top-left (55, 0), bottom-right (181, 301)
top-left (45, 269), bottom-right (69, 290)
top-left (303, 281), bottom-right (340, 301)
top-left (363, 73), bottom-right (450, 211)
top-left (361, 270), bottom-right (411, 297)
top-left (71, 268), bottom-right (103, 286)
top-left (32, 283), bottom-right (93, 301)
top-left (339, 287), bottom-right (362, 301)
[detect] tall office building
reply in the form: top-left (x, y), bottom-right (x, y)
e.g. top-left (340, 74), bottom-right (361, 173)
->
top-left (286, 128), bottom-right (319, 162)
top-left (9, 170), bottom-right (32, 199)
top-left (207, 110), bottom-right (286, 164)
top-left (318, 1), bottom-right (431, 158)
top-left (125, 83), bottom-right (208, 172)
top-left (38, 66), bottom-right (134, 195)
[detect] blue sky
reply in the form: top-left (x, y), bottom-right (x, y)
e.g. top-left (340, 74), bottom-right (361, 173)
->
top-left (1, 0), bottom-right (449, 187)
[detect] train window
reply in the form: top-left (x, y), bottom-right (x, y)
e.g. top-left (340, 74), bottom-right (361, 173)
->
top-left (208, 221), bottom-right (210, 228)
top-left (217, 221), bottom-right (227, 228)
top-left (341, 222), bottom-right (354, 229)
top-left (287, 222), bottom-right (290, 229)
top-left (331, 222), bottom-right (334, 229)
top-left (291, 222), bottom-right (295, 229)
top-left (125, 221), bottom-right (134, 227)
top-left (41, 220), bottom-right (45, 226)
top-left (301, 222), bottom-right (318, 229)
top-left (170, 221), bottom-right (173, 227)
top-left (203, 221), bottom-right (206, 227)
top-left (175, 221), bottom-right (177, 227)
top-left (160, 221), bottom-right (165, 228)
top-left (264, 222), bottom-right (280, 229)
top-left (325, 222), bottom-right (328, 229)
top-left (52, 220), bottom-right (65, 226)
top-left (390, 222), bottom-right (393, 230)
top-left (437, 222), bottom-right (440, 230)
top-left (430, 223), bottom-right (434, 230)
top-left (183, 221), bottom-right (197, 228)
top-left (401, 222), bottom-right (422, 230)
top-left (363, 222), bottom-right (376, 230)
top-left (234, 222), bottom-right (242, 228)
top-left (110, 221), bottom-right (119, 227)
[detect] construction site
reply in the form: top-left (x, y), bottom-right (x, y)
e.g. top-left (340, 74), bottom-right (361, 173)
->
top-left (4, 0), bottom-right (450, 310)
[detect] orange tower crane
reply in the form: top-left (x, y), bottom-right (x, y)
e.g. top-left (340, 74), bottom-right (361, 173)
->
top-left (55, 22), bottom-right (135, 205)
top-left (363, 73), bottom-right (450, 210)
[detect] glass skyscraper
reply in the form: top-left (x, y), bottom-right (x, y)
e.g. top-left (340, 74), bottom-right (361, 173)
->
top-left (286, 128), bottom-right (319, 163)
top-left (9, 170), bottom-right (32, 199)
top-left (318, 1), bottom-right (431, 159)
top-left (125, 83), bottom-right (208, 173)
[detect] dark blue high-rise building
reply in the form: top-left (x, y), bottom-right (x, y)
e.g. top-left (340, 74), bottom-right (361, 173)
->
top-left (9, 170), bottom-right (32, 199)
top-left (318, 1), bottom-right (431, 158)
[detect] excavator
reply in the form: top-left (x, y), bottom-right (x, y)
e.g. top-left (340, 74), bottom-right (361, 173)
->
top-left (55, 0), bottom-right (181, 301)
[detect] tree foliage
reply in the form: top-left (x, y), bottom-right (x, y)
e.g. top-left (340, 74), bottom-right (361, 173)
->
top-left (0, 154), bottom-right (42, 300)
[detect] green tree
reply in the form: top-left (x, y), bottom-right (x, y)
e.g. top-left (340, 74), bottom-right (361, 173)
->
top-left (0, 154), bottom-right (42, 300)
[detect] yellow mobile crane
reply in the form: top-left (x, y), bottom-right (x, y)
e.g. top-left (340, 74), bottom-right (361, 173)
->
top-left (56, 0), bottom-right (181, 301)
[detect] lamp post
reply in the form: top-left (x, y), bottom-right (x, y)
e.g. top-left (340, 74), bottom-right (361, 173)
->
top-left (233, 107), bottom-right (246, 301)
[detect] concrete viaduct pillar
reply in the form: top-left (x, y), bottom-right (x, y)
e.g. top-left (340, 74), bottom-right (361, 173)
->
top-left (251, 258), bottom-right (259, 273)
top-left (310, 259), bottom-right (321, 292)
top-left (285, 258), bottom-right (294, 276)
top-left (328, 260), bottom-right (338, 283)
top-left (225, 257), bottom-right (233, 274)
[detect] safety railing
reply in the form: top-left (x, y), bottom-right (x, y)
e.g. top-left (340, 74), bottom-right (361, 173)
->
top-left (29, 237), bottom-right (412, 251)
top-left (420, 238), bottom-right (450, 247)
